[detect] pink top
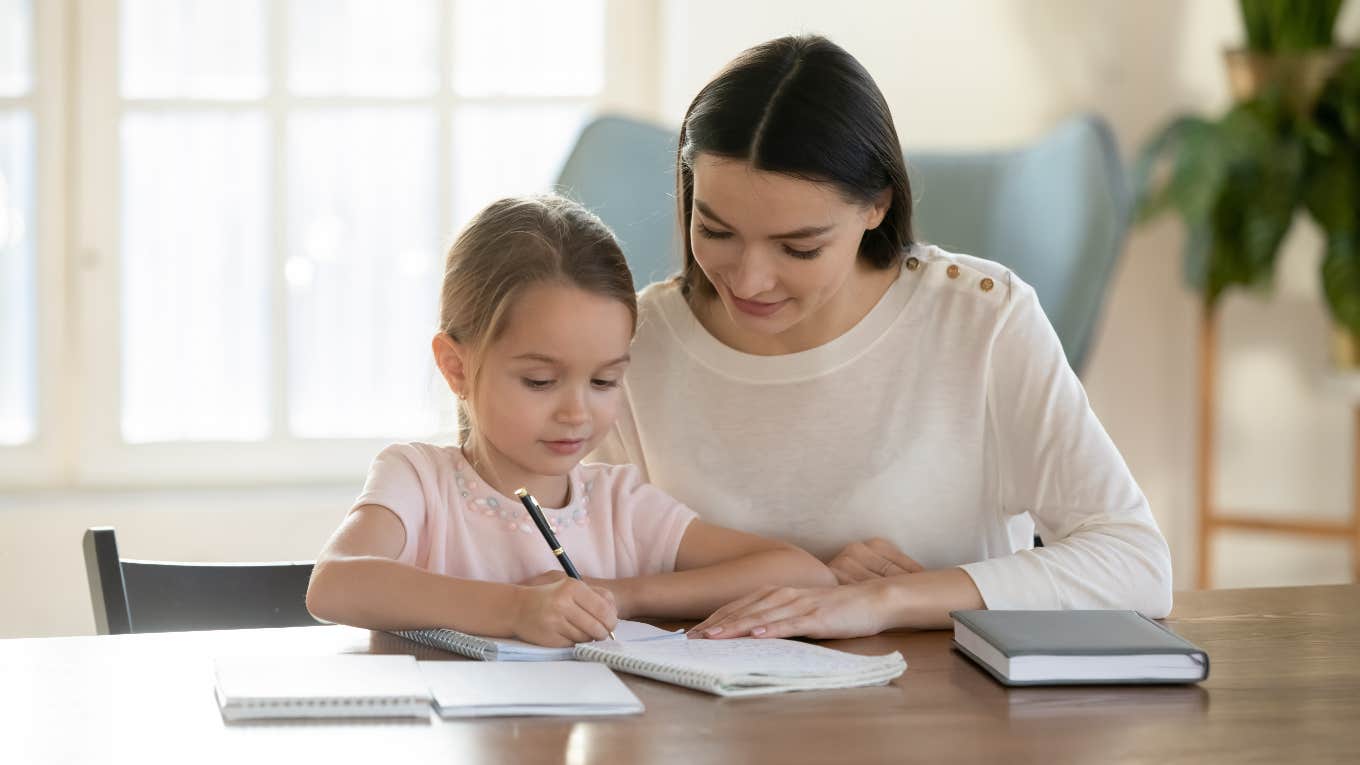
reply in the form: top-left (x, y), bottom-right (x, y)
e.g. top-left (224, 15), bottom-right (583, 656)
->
top-left (352, 443), bottom-right (699, 582)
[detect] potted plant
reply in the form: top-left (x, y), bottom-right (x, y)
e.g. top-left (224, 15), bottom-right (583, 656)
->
top-left (1132, 0), bottom-right (1358, 365)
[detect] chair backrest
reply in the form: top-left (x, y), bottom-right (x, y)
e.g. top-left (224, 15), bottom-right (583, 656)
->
top-left (554, 113), bottom-right (1128, 376)
top-left (554, 114), bottom-right (681, 288)
top-left (908, 115), bottom-right (1128, 375)
top-left (82, 526), bottom-right (320, 635)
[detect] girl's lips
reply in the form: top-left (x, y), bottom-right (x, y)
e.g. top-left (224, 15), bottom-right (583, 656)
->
top-left (731, 295), bottom-right (789, 317)
top-left (543, 439), bottom-right (585, 455)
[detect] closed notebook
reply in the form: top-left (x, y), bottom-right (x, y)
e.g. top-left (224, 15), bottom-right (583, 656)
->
top-left (393, 619), bottom-right (683, 661)
top-left (573, 637), bottom-right (907, 697)
top-left (419, 661), bottom-right (644, 717)
top-left (213, 655), bottom-right (433, 721)
top-left (950, 610), bottom-right (1210, 686)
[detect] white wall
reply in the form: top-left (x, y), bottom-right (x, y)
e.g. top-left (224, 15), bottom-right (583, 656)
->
top-left (4, 0), bottom-right (1357, 639)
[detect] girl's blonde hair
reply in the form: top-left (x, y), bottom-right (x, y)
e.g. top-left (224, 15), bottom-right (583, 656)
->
top-left (439, 195), bottom-right (637, 444)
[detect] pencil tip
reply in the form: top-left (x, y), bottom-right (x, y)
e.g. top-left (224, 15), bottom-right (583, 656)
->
top-left (513, 488), bottom-right (528, 498)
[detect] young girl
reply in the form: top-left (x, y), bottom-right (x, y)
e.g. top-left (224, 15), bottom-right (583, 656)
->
top-left (306, 195), bottom-right (835, 647)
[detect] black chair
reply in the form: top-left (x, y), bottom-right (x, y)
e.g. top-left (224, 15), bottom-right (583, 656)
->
top-left (82, 526), bottom-right (322, 635)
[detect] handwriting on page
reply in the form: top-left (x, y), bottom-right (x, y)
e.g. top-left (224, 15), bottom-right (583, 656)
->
top-left (613, 638), bottom-right (887, 676)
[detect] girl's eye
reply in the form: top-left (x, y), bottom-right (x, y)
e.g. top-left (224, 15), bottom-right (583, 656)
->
top-left (783, 244), bottom-right (822, 260)
top-left (522, 378), bottom-right (554, 390)
top-left (696, 223), bottom-right (733, 240)
top-left (591, 379), bottom-right (620, 389)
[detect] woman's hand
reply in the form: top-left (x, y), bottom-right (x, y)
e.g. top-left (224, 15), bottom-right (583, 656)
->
top-left (687, 581), bottom-right (891, 640)
top-left (827, 538), bottom-right (923, 584)
top-left (509, 576), bottom-right (618, 647)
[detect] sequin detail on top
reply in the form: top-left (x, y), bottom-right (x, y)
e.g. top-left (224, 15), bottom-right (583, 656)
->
top-left (452, 457), bottom-right (593, 534)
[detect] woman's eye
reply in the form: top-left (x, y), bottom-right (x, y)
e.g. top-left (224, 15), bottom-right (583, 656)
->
top-left (783, 244), bottom-right (822, 260)
top-left (697, 223), bottom-right (733, 240)
top-left (522, 378), bottom-right (554, 390)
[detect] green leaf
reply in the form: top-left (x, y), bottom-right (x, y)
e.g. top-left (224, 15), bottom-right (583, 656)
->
top-left (1322, 233), bottom-right (1360, 337)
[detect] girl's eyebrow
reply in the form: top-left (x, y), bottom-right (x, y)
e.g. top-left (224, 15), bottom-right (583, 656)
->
top-left (512, 352), bottom-right (631, 367)
top-left (694, 199), bottom-right (834, 240)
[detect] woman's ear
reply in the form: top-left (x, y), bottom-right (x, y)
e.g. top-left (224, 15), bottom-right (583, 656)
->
top-left (431, 333), bottom-right (470, 399)
top-left (865, 187), bottom-right (892, 230)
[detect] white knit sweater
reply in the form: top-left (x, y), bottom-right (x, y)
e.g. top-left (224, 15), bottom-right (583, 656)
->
top-left (590, 245), bottom-right (1173, 616)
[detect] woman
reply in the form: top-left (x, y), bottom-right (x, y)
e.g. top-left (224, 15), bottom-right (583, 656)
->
top-left (590, 35), bottom-right (1172, 638)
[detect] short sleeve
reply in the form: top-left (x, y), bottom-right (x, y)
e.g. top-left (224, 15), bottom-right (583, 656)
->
top-left (597, 464), bottom-right (697, 577)
top-left (351, 444), bottom-right (432, 567)
top-left (958, 276), bottom-right (1173, 617)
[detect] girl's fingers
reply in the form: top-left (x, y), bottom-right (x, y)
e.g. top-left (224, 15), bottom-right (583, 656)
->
top-left (564, 608), bottom-right (609, 643)
top-left (575, 586), bottom-right (618, 633)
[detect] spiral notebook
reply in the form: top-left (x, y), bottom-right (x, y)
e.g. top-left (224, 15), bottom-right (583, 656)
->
top-left (213, 655), bottom-right (433, 721)
top-left (419, 661), bottom-right (644, 717)
top-left (392, 619), bottom-right (684, 661)
top-left (573, 638), bottom-right (907, 697)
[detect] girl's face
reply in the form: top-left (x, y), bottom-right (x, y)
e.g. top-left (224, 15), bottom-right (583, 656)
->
top-left (689, 153), bottom-right (891, 353)
top-left (443, 283), bottom-right (633, 498)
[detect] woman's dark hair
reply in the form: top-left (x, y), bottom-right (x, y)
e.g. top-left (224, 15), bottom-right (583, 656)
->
top-left (676, 35), bottom-right (914, 299)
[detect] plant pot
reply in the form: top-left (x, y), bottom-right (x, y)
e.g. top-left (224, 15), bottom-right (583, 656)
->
top-left (1223, 47), bottom-right (1355, 112)
top-left (1332, 325), bottom-right (1360, 370)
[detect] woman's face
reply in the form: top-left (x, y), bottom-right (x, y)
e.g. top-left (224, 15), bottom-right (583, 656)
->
top-left (688, 153), bottom-right (890, 351)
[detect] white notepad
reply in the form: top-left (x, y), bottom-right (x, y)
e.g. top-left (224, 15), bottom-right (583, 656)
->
top-left (213, 655), bottom-right (433, 721)
top-left (419, 661), bottom-right (644, 717)
top-left (574, 638), bottom-right (907, 697)
top-left (393, 619), bottom-right (684, 661)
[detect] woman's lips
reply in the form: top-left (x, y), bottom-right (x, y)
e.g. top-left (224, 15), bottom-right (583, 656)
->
top-left (731, 295), bottom-right (789, 317)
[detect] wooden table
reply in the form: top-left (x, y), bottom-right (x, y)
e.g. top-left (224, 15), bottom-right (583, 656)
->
top-left (6, 584), bottom-right (1358, 764)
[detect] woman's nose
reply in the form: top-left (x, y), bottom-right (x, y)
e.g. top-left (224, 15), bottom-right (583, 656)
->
top-left (728, 249), bottom-right (776, 298)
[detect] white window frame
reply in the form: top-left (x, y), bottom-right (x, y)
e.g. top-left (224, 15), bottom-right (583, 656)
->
top-left (0, 0), bottom-right (69, 488)
top-left (0, 0), bottom-right (659, 489)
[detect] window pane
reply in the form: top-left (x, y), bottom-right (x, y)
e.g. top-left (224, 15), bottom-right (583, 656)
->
top-left (288, 0), bottom-right (438, 97)
top-left (454, 0), bottom-right (604, 97)
top-left (121, 112), bottom-right (270, 442)
top-left (121, 0), bottom-right (266, 99)
top-left (287, 109), bottom-right (439, 439)
top-left (0, 0), bottom-right (31, 96)
top-left (452, 103), bottom-right (588, 229)
top-left (0, 110), bottom-right (34, 444)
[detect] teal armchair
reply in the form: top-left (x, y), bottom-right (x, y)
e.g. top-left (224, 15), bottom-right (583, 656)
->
top-left (554, 114), bottom-right (1129, 376)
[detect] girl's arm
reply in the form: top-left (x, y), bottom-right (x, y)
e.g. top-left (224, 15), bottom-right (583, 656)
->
top-left (689, 568), bottom-right (985, 639)
top-left (594, 521), bottom-right (837, 620)
top-left (307, 505), bottom-right (617, 646)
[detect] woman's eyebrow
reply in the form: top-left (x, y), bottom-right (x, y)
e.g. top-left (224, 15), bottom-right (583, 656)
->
top-left (694, 199), bottom-right (835, 239)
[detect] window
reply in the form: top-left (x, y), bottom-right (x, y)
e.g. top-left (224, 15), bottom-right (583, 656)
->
top-left (0, 0), bottom-right (650, 487)
top-left (0, 0), bottom-right (35, 447)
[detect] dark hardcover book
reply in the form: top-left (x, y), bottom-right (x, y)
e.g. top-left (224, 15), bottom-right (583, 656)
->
top-left (949, 610), bottom-right (1210, 686)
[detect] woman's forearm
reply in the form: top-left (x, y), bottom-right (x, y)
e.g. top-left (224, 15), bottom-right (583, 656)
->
top-left (306, 556), bottom-right (522, 635)
top-left (874, 567), bottom-right (985, 629)
top-left (610, 547), bottom-right (837, 619)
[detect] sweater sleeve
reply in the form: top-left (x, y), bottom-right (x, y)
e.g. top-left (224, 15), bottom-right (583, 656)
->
top-left (957, 276), bottom-right (1173, 617)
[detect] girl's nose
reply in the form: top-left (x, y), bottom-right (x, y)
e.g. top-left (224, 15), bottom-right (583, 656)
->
top-left (555, 388), bottom-right (589, 424)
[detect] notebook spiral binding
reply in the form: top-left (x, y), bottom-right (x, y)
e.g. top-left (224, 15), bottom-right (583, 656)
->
top-left (394, 628), bottom-right (497, 661)
top-left (574, 645), bottom-right (717, 694)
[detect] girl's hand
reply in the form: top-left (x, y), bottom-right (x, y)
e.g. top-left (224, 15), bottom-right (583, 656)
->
top-left (687, 581), bottom-right (890, 640)
top-left (828, 538), bottom-right (924, 584)
top-left (520, 570), bottom-right (638, 620)
top-left (510, 576), bottom-right (618, 647)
